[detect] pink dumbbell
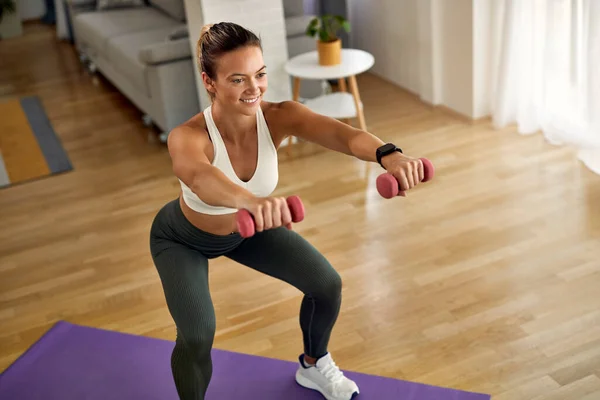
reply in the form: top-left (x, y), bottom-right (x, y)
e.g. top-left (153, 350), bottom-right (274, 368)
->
top-left (236, 195), bottom-right (305, 238)
top-left (376, 158), bottom-right (435, 198)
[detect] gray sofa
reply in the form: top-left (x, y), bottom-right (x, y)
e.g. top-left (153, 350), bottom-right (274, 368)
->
top-left (71, 0), bottom-right (199, 137)
top-left (70, 0), bottom-right (322, 140)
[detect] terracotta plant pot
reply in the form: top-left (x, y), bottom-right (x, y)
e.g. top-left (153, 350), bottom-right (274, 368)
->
top-left (317, 38), bottom-right (341, 66)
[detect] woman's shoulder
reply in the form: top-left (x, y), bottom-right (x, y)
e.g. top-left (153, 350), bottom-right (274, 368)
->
top-left (262, 99), bottom-right (304, 115)
top-left (167, 112), bottom-right (212, 156)
top-left (170, 111), bottom-right (208, 138)
top-left (261, 100), bottom-right (306, 131)
top-left (261, 101), bottom-right (303, 143)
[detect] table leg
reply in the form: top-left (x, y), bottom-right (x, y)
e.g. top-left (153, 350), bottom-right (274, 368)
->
top-left (293, 77), bottom-right (301, 101)
top-left (337, 78), bottom-right (350, 125)
top-left (348, 75), bottom-right (367, 131)
top-left (287, 77), bottom-right (302, 156)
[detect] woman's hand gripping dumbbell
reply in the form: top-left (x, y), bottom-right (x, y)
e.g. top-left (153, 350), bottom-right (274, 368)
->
top-left (376, 157), bottom-right (435, 198)
top-left (236, 196), bottom-right (305, 238)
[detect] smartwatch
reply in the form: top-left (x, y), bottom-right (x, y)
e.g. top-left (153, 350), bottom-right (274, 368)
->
top-left (376, 143), bottom-right (402, 167)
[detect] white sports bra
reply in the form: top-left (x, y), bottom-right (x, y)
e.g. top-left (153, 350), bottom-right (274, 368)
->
top-left (179, 105), bottom-right (279, 215)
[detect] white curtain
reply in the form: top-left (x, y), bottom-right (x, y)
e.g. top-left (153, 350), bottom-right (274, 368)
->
top-left (489, 0), bottom-right (600, 175)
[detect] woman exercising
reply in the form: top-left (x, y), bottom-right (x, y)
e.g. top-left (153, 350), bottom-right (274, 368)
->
top-left (149, 22), bottom-right (425, 400)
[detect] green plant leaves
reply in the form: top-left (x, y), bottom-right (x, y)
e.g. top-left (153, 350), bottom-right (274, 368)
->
top-left (305, 17), bottom-right (319, 37)
top-left (0, 0), bottom-right (17, 22)
top-left (334, 15), bottom-right (351, 33)
top-left (304, 14), bottom-right (350, 42)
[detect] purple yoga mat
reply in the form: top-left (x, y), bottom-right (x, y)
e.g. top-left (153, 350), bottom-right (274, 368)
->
top-left (0, 321), bottom-right (490, 399)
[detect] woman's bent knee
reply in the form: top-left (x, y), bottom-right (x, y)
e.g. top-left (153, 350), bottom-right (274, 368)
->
top-left (312, 267), bottom-right (342, 301)
top-left (329, 269), bottom-right (343, 295)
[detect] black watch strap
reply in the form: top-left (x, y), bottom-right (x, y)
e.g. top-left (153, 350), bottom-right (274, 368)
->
top-left (376, 143), bottom-right (402, 167)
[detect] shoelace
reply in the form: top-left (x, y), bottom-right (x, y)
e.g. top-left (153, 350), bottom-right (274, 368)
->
top-left (317, 360), bottom-right (346, 384)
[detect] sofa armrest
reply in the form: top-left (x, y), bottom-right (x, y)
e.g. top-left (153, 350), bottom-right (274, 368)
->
top-left (66, 0), bottom-right (97, 16)
top-left (138, 38), bottom-right (192, 65)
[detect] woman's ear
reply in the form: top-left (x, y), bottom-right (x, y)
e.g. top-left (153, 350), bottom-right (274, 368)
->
top-left (201, 72), bottom-right (216, 95)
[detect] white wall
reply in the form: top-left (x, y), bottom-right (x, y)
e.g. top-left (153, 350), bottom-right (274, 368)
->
top-left (347, 0), bottom-right (492, 120)
top-left (182, 0), bottom-right (292, 110)
top-left (417, 0), bottom-right (438, 105)
top-left (437, 0), bottom-right (474, 118)
top-left (348, 0), bottom-right (422, 96)
top-left (473, 0), bottom-right (493, 119)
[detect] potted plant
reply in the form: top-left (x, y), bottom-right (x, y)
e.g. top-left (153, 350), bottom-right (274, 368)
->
top-left (0, 0), bottom-right (16, 23)
top-left (305, 14), bottom-right (350, 66)
top-left (0, 0), bottom-right (17, 40)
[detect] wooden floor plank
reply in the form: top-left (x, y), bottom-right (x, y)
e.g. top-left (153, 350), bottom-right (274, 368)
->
top-left (1, 22), bottom-right (599, 399)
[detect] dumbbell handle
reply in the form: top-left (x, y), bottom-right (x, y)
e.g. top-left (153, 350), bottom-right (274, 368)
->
top-left (376, 158), bottom-right (435, 199)
top-left (236, 195), bottom-right (305, 238)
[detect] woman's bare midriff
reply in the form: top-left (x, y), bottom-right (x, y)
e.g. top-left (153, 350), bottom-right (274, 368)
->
top-left (178, 194), bottom-right (240, 236)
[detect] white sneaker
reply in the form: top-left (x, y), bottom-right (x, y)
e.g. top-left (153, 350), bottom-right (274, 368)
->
top-left (295, 353), bottom-right (360, 400)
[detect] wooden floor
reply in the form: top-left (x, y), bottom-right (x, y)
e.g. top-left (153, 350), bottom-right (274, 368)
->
top-left (2, 23), bottom-right (600, 399)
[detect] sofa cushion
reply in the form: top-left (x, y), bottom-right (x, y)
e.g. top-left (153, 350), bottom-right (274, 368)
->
top-left (105, 25), bottom-right (183, 97)
top-left (149, 0), bottom-right (186, 22)
top-left (138, 38), bottom-right (191, 65)
top-left (74, 7), bottom-right (179, 55)
top-left (285, 14), bottom-right (315, 37)
top-left (167, 25), bottom-right (188, 40)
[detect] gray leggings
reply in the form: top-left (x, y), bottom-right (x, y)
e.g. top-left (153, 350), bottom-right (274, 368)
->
top-left (149, 199), bottom-right (343, 400)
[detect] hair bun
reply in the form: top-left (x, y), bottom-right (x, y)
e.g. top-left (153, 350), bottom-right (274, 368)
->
top-left (200, 24), bottom-right (214, 41)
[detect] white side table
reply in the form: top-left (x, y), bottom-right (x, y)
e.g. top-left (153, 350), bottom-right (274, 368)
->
top-left (285, 49), bottom-right (375, 133)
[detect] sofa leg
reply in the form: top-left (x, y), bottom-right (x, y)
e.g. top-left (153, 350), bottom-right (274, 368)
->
top-left (78, 52), bottom-right (88, 64)
top-left (159, 131), bottom-right (169, 143)
top-left (142, 114), bottom-right (153, 127)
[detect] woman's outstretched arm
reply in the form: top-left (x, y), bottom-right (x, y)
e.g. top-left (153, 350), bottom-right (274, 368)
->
top-left (274, 100), bottom-right (425, 192)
